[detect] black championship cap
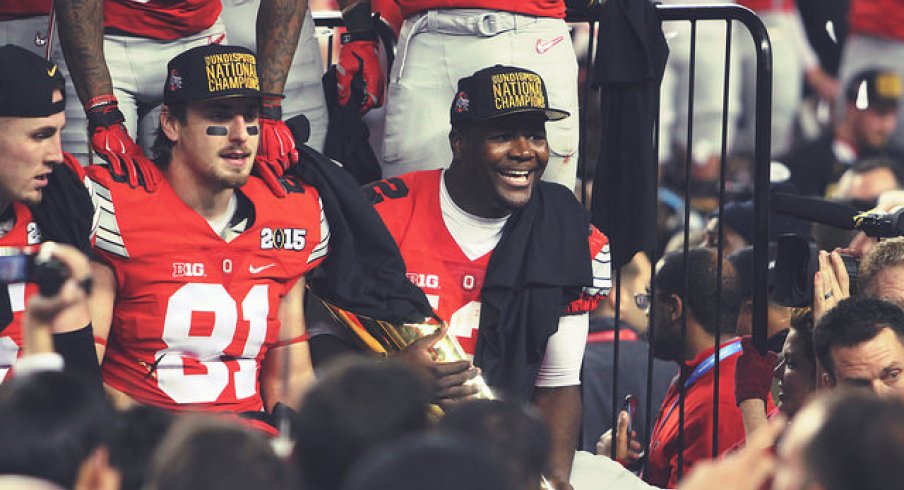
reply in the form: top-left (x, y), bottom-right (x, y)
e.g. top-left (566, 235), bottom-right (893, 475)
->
top-left (0, 44), bottom-right (65, 117)
top-left (846, 68), bottom-right (903, 111)
top-left (450, 65), bottom-right (569, 126)
top-left (164, 44), bottom-right (261, 105)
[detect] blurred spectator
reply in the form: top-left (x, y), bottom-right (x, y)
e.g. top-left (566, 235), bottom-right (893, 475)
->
top-left (859, 236), bottom-right (904, 306)
top-left (580, 253), bottom-right (673, 452)
top-left (144, 416), bottom-right (290, 490)
top-left (784, 69), bottom-right (904, 197)
top-left (837, 0), bottom-right (904, 150)
top-left (773, 390), bottom-right (904, 490)
top-left (832, 156), bottom-right (903, 200)
top-left (0, 371), bottom-right (113, 489)
top-left (814, 297), bottom-right (904, 397)
top-left (108, 406), bottom-right (174, 490)
top-left (341, 434), bottom-right (512, 490)
top-left (729, 245), bottom-right (792, 349)
top-left (774, 311), bottom-right (817, 417)
top-left (437, 399), bottom-right (550, 490)
top-left (291, 357), bottom-right (432, 490)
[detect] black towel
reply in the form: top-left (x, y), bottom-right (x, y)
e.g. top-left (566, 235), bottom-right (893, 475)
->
top-left (474, 182), bottom-right (592, 401)
top-left (321, 65), bottom-right (382, 185)
top-left (591, 0), bottom-right (668, 268)
top-left (286, 115), bottom-right (434, 324)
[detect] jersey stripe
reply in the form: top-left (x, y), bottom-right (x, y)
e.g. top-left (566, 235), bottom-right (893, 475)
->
top-left (584, 243), bottom-right (612, 296)
top-left (87, 177), bottom-right (130, 259)
top-left (308, 197), bottom-right (329, 264)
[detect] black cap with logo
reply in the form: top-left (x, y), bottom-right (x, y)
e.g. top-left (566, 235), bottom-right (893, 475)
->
top-left (164, 44), bottom-right (262, 106)
top-left (0, 44), bottom-right (65, 118)
top-left (450, 65), bottom-right (569, 126)
top-left (846, 68), bottom-right (903, 111)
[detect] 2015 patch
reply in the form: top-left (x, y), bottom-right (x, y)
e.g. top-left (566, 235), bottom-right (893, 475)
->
top-left (260, 227), bottom-right (306, 251)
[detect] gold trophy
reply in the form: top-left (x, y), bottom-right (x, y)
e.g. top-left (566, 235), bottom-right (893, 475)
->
top-left (320, 300), bottom-right (494, 400)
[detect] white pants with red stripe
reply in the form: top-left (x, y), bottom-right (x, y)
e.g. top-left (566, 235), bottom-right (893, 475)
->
top-left (381, 9), bottom-right (581, 191)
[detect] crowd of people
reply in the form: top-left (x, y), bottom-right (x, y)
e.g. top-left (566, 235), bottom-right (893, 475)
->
top-left (1, 0), bottom-right (904, 489)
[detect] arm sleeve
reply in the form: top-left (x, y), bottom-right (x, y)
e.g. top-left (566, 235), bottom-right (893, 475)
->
top-left (534, 312), bottom-right (589, 387)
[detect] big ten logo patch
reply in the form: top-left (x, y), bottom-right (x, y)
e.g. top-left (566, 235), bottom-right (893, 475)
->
top-left (260, 228), bottom-right (306, 251)
top-left (490, 71), bottom-right (545, 111)
top-left (364, 177), bottom-right (409, 204)
top-left (204, 52), bottom-right (259, 93)
top-left (407, 272), bottom-right (439, 290)
top-left (26, 222), bottom-right (41, 245)
top-left (173, 262), bottom-right (206, 278)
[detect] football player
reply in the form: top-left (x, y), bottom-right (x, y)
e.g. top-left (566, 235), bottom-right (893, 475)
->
top-left (366, 65), bottom-right (612, 490)
top-left (86, 45), bottom-right (328, 417)
top-left (0, 45), bottom-right (96, 385)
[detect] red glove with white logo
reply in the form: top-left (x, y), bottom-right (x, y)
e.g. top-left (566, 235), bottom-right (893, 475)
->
top-left (254, 97), bottom-right (297, 198)
top-left (336, 1), bottom-right (383, 114)
top-left (86, 96), bottom-right (158, 192)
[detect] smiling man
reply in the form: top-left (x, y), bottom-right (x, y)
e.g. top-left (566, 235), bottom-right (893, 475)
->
top-left (814, 297), bottom-right (904, 398)
top-left (84, 44), bottom-right (328, 421)
top-left (365, 65), bottom-right (611, 489)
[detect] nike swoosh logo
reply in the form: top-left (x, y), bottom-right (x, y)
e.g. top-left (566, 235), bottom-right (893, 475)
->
top-left (249, 263), bottom-right (275, 274)
top-left (47, 65), bottom-right (57, 77)
top-left (536, 36), bottom-right (565, 55)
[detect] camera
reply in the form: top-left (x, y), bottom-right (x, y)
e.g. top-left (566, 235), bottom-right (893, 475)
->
top-left (772, 235), bottom-right (859, 307)
top-left (0, 247), bottom-right (69, 297)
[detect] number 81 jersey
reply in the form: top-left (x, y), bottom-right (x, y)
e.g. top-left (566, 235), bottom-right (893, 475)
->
top-left (86, 169), bottom-right (328, 412)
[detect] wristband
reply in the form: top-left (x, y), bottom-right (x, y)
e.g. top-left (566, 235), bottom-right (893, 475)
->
top-left (86, 94), bottom-right (117, 111)
top-left (341, 0), bottom-right (374, 33)
top-left (261, 98), bottom-right (283, 121)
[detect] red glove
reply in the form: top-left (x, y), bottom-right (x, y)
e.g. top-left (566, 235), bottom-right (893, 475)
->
top-left (734, 335), bottom-right (778, 405)
top-left (86, 96), bottom-right (158, 192)
top-left (253, 98), bottom-right (297, 198)
top-left (336, 39), bottom-right (384, 113)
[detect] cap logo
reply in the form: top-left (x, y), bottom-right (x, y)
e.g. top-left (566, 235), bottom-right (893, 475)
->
top-left (204, 52), bottom-right (259, 94)
top-left (491, 71), bottom-right (545, 111)
top-left (454, 91), bottom-right (469, 113)
top-left (46, 64), bottom-right (57, 77)
top-left (877, 73), bottom-right (903, 99)
top-left (167, 69), bottom-right (183, 92)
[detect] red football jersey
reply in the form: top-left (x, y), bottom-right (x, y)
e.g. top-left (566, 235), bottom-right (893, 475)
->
top-left (0, 203), bottom-right (43, 383)
top-left (397, 0), bottom-right (565, 20)
top-left (104, 0), bottom-right (221, 40)
top-left (370, 169), bottom-right (610, 355)
top-left (87, 168), bottom-right (328, 412)
top-left (849, 0), bottom-right (904, 40)
top-left (0, 1), bottom-right (52, 20)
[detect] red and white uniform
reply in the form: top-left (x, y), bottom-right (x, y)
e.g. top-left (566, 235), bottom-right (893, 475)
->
top-left (104, 0), bottom-right (221, 40)
top-left (370, 170), bottom-right (610, 386)
top-left (0, 204), bottom-right (44, 383)
top-left (397, 0), bottom-right (565, 19)
top-left (86, 169), bottom-right (328, 412)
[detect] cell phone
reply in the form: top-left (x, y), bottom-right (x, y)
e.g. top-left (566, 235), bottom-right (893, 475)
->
top-left (0, 247), bottom-right (68, 296)
top-left (622, 394), bottom-right (638, 443)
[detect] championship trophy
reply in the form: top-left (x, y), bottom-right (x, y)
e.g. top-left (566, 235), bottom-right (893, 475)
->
top-left (320, 300), bottom-right (494, 400)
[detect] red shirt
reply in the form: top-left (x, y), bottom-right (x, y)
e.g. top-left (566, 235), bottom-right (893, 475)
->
top-left (736, 0), bottom-right (794, 12)
top-left (369, 169), bottom-right (609, 354)
top-left (645, 339), bottom-right (747, 488)
top-left (397, 0), bottom-right (565, 20)
top-left (104, 0), bottom-right (221, 40)
top-left (0, 1), bottom-right (51, 20)
top-left (0, 203), bottom-right (43, 383)
top-left (849, 0), bottom-right (904, 40)
top-left (87, 168), bottom-right (327, 412)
